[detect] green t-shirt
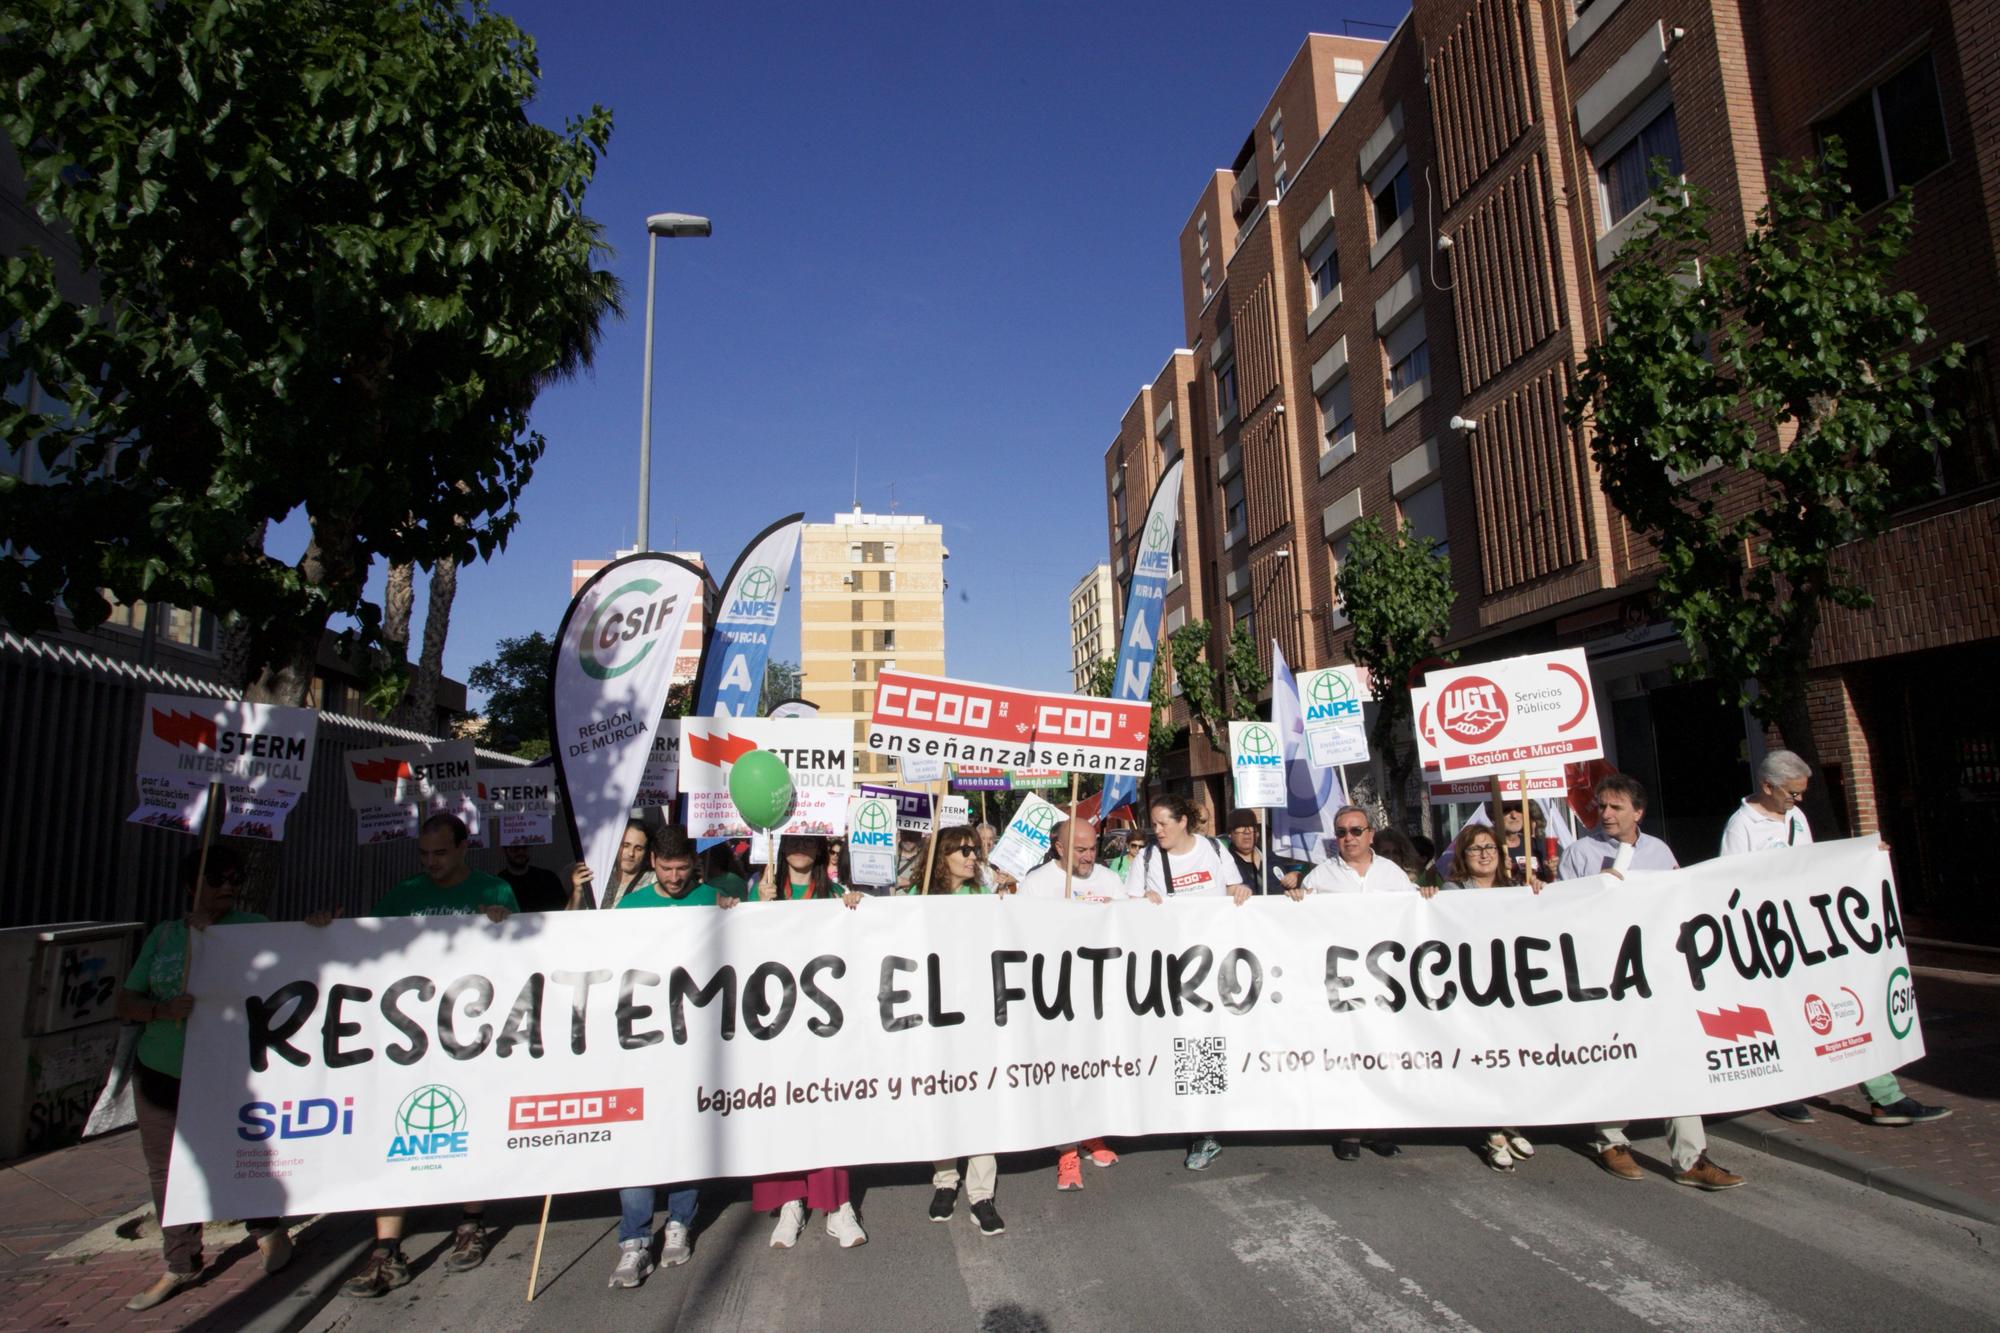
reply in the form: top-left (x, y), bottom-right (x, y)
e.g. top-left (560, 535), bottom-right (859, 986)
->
top-left (777, 877), bottom-right (849, 901)
top-left (903, 881), bottom-right (986, 896)
top-left (126, 912), bottom-right (267, 1077)
top-left (614, 880), bottom-right (729, 908)
top-left (710, 871), bottom-right (750, 901)
top-left (372, 869), bottom-right (519, 919)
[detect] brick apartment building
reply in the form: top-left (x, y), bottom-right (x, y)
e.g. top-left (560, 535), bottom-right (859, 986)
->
top-left (1103, 0), bottom-right (1999, 932)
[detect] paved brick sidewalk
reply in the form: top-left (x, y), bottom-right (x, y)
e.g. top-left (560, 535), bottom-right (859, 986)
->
top-left (1714, 962), bottom-right (2000, 1218)
top-left (0, 1131), bottom-right (362, 1332)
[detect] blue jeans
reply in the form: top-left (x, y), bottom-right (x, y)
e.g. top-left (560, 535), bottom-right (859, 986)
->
top-left (619, 1186), bottom-right (698, 1243)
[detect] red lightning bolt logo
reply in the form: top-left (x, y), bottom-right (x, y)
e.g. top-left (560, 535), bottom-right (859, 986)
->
top-left (687, 732), bottom-right (759, 766)
top-left (151, 709), bottom-right (218, 751)
top-left (1696, 1005), bottom-right (1773, 1043)
top-left (351, 758), bottom-right (414, 785)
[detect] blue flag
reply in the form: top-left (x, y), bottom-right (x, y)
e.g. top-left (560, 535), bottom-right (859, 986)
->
top-left (693, 513), bottom-right (804, 719)
top-left (1271, 641), bottom-right (1346, 863)
top-left (1098, 458), bottom-right (1184, 816)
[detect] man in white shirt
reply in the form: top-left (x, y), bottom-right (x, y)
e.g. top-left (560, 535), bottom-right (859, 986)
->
top-left (1720, 751), bottom-right (1951, 1129)
top-left (1299, 807), bottom-right (1421, 895)
top-left (1017, 817), bottom-right (1125, 900)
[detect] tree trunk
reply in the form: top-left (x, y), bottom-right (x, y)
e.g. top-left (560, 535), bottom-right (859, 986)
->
top-left (383, 560), bottom-right (415, 663)
top-left (406, 554), bottom-right (457, 733)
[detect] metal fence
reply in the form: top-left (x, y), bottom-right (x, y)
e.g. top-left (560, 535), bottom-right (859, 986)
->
top-left (0, 632), bottom-right (572, 931)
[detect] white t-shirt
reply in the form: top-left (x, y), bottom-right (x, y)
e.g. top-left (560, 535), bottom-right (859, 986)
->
top-left (1719, 799), bottom-right (1812, 857)
top-left (1016, 861), bottom-right (1126, 901)
top-left (1121, 837), bottom-right (1245, 899)
top-left (1302, 853), bottom-right (1416, 894)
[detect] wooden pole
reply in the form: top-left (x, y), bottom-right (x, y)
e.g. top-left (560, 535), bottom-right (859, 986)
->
top-left (180, 780), bottom-right (223, 997)
top-left (1064, 772), bottom-right (1078, 899)
top-left (525, 1193), bottom-right (552, 1301)
top-left (920, 780), bottom-right (943, 893)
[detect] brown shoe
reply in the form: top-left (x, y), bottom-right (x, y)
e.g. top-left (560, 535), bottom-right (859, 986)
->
top-left (446, 1218), bottom-right (488, 1273)
top-left (1674, 1154), bottom-right (1745, 1191)
top-left (1597, 1145), bottom-right (1644, 1180)
top-left (124, 1269), bottom-right (198, 1312)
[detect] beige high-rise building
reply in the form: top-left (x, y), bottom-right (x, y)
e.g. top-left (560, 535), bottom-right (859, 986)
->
top-left (799, 508), bottom-right (947, 780)
top-left (1069, 563), bottom-right (1115, 693)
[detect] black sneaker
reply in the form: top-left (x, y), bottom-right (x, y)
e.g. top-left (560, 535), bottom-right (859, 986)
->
top-left (928, 1187), bottom-right (958, 1222)
top-left (1333, 1138), bottom-right (1361, 1161)
top-left (970, 1199), bottom-right (1005, 1236)
top-left (1770, 1101), bottom-right (1816, 1124)
top-left (1870, 1097), bottom-right (1952, 1126)
top-left (341, 1247), bottom-right (410, 1299)
top-left (1368, 1140), bottom-right (1403, 1158)
top-left (446, 1219), bottom-right (488, 1273)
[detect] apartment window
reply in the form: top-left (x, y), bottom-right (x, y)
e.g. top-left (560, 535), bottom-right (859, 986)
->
top-left (1598, 101), bottom-right (1683, 226)
top-left (1307, 233), bottom-right (1340, 305)
top-left (1899, 345), bottom-right (2000, 502)
top-left (848, 542), bottom-right (862, 564)
top-left (1214, 356), bottom-right (1239, 425)
top-left (1386, 316), bottom-right (1430, 398)
top-left (1197, 213), bottom-right (1209, 254)
top-left (1372, 163), bottom-right (1412, 240)
top-left (861, 541), bottom-right (884, 563)
top-left (1319, 378), bottom-right (1356, 463)
top-left (1273, 166), bottom-right (1290, 198)
top-left (1399, 480), bottom-right (1450, 559)
top-left (1815, 53), bottom-right (1950, 211)
top-left (1269, 111), bottom-right (1286, 158)
top-left (1327, 536), bottom-right (1352, 628)
top-left (883, 542), bottom-right (897, 562)
top-left (1232, 593), bottom-right (1253, 646)
top-left (879, 630), bottom-right (896, 651)
top-left (1224, 474), bottom-right (1247, 545)
top-left (1114, 487), bottom-right (1127, 530)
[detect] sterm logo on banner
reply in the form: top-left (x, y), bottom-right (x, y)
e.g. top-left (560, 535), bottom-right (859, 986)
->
top-left (578, 579), bottom-right (680, 680)
top-left (1696, 1005), bottom-right (1782, 1083)
top-left (388, 1084), bottom-right (468, 1164)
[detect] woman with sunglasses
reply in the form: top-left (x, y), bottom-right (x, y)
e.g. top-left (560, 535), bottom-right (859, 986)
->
top-left (116, 848), bottom-right (292, 1310)
top-left (753, 836), bottom-right (870, 1247)
top-left (1441, 823), bottom-right (1539, 1172)
top-left (914, 825), bottom-right (1007, 1234)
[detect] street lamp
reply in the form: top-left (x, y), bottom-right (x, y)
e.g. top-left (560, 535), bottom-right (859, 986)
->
top-left (637, 211), bottom-right (712, 551)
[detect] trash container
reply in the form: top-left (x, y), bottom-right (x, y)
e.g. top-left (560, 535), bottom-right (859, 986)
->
top-left (0, 922), bottom-right (142, 1159)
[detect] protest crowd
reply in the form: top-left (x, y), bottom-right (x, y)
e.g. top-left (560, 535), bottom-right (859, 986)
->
top-left (115, 749), bottom-right (1948, 1308)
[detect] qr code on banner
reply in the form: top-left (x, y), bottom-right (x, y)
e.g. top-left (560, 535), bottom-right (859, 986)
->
top-left (1173, 1036), bottom-right (1228, 1095)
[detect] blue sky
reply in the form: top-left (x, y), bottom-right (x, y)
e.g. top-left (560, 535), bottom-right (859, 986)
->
top-left (414, 0), bottom-right (1407, 702)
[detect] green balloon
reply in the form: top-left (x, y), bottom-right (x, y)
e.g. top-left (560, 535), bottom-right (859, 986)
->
top-left (728, 750), bottom-right (794, 830)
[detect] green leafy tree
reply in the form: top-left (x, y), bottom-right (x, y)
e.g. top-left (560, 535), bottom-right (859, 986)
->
top-left (466, 632), bottom-right (553, 758)
top-left (1568, 145), bottom-right (1959, 833)
top-left (760, 659), bottom-right (803, 714)
top-left (1335, 516), bottom-right (1456, 823)
top-left (1168, 620), bottom-right (1223, 750)
top-left (1222, 620), bottom-right (1268, 719)
top-left (0, 0), bottom-right (620, 705)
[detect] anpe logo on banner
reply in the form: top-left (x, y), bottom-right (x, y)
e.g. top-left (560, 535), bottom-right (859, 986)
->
top-left (1696, 1005), bottom-right (1782, 1083)
top-left (507, 1089), bottom-right (645, 1131)
top-left (1236, 725), bottom-right (1279, 763)
top-left (1305, 673), bottom-right (1361, 721)
top-left (1887, 966), bottom-right (1917, 1039)
top-left (1439, 677), bottom-right (1508, 744)
top-left (578, 578), bottom-right (681, 681)
top-left (238, 1096), bottom-right (355, 1142)
top-left (1023, 804), bottom-right (1056, 834)
top-left (1145, 512), bottom-right (1169, 550)
top-left (728, 565), bottom-right (781, 622)
top-left (852, 800), bottom-right (894, 845)
top-left (388, 1084), bottom-right (469, 1164)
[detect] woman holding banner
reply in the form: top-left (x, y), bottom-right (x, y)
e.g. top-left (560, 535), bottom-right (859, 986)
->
top-left (1441, 824), bottom-right (1540, 1173)
top-left (1123, 796), bottom-right (1248, 1171)
top-left (754, 837), bottom-right (870, 1248)
top-left (571, 817), bottom-right (656, 909)
top-left (116, 847), bottom-right (292, 1311)
top-left (918, 826), bottom-right (1007, 1235)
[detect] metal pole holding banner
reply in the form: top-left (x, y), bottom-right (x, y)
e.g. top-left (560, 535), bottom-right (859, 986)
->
top-left (1063, 772), bottom-right (1078, 900)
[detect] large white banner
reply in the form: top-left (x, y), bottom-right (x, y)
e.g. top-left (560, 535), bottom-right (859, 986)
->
top-left (551, 555), bottom-right (706, 887)
top-left (164, 839), bottom-right (1919, 1224)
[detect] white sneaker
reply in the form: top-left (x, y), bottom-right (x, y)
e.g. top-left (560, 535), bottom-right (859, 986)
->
top-left (661, 1220), bottom-right (692, 1267)
top-left (769, 1200), bottom-right (805, 1249)
top-left (824, 1202), bottom-right (867, 1248)
top-left (608, 1238), bottom-right (654, 1288)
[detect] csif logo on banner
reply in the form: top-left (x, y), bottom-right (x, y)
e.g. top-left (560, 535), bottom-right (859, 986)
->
top-left (851, 799), bottom-right (895, 848)
top-left (238, 1096), bottom-right (355, 1141)
top-left (578, 579), bottom-right (682, 681)
top-left (726, 565), bottom-right (782, 624)
top-left (388, 1084), bottom-right (469, 1164)
top-left (1235, 725), bottom-right (1280, 765)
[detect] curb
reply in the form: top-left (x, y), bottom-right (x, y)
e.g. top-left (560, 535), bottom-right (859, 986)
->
top-left (1710, 1115), bottom-right (2000, 1228)
top-left (237, 1218), bottom-right (375, 1333)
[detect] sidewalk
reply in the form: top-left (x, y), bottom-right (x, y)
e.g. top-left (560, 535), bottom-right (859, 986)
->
top-left (0, 1130), bottom-right (367, 1332)
top-left (1711, 959), bottom-right (2000, 1225)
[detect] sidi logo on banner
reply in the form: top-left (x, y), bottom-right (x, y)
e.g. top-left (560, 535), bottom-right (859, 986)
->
top-left (238, 1096), bottom-right (354, 1142)
top-left (578, 579), bottom-right (682, 681)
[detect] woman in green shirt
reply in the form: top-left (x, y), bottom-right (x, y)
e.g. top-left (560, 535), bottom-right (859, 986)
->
top-left (115, 847), bottom-right (291, 1311)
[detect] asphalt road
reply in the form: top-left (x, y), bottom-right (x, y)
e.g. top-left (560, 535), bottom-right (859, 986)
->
top-left (298, 1129), bottom-right (2000, 1332)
